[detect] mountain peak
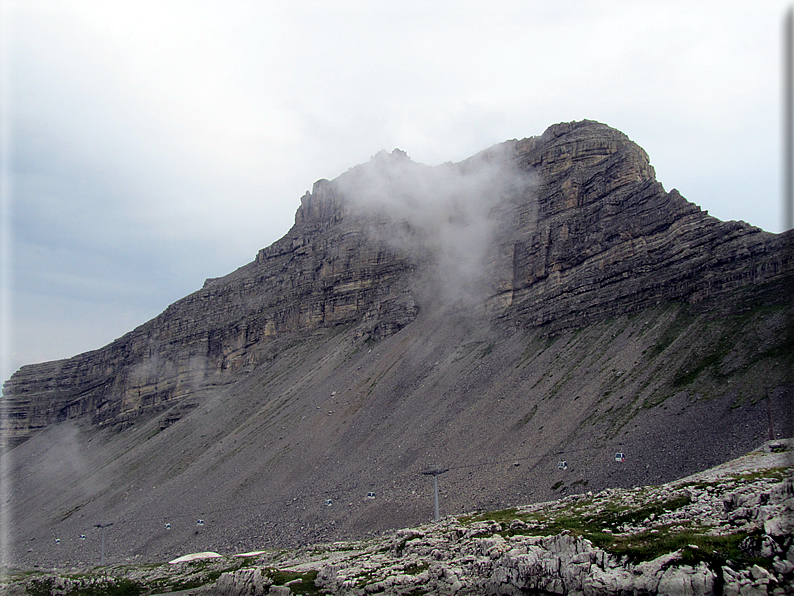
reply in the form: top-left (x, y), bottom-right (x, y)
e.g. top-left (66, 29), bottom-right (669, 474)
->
top-left (2, 121), bottom-right (791, 567)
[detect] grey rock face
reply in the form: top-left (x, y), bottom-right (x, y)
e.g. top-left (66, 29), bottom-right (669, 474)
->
top-left (214, 568), bottom-right (270, 596)
top-left (502, 122), bottom-right (790, 330)
top-left (2, 180), bottom-right (419, 445)
top-left (2, 121), bottom-right (793, 572)
top-left (3, 120), bottom-right (790, 447)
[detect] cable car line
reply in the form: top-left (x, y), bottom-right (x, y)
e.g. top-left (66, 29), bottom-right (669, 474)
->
top-left (70, 445), bottom-right (627, 539)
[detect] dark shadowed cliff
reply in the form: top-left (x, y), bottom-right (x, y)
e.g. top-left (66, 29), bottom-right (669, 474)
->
top-left (1, 120), bottom-right (792, 568)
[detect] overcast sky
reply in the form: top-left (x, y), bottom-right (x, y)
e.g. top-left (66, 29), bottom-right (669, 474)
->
top-left (1, 1), bottom-right (791, 381)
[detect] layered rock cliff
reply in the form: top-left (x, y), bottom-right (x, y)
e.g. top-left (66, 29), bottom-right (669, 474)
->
top-left (2, 120), bottom-right (793, 570)
top-left (1, 180), bottom-right (420, 446)
top-left (504, 123), bottom-right (789, 328)
top-left (2, 120), bottom-right (790, 447)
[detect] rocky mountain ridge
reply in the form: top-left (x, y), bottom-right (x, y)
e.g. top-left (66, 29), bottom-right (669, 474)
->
top-left (3, 120), bottom-right (790, 447)
top-left (1, 120), bottom-right (792, 570)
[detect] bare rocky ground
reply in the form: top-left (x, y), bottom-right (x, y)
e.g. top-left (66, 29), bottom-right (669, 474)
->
top-left (3, 299), bottom-right (792, 576)
top-left (3, 439), bottom-right (791, 596)
top-left (5, 297), bottom-right (792, 571)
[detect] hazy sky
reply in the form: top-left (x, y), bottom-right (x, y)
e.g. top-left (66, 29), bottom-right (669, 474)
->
top-left (1, 1), bottom-right (791, 380)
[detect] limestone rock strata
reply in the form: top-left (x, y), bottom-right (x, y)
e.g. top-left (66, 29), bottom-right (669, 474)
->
top-left (2, 180), bottom-right (418, 445)
top-left (2, 120), bottom-right (792, 445)
top-left (495, 121), bottom-right (791, 328)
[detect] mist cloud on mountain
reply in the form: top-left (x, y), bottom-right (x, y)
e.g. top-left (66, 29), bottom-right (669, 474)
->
top-left (335, 147), bottom-right (534, 307)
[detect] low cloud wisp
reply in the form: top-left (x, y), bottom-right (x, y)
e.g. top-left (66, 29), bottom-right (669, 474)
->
top-left (335, 145), bottom-right (535, 309)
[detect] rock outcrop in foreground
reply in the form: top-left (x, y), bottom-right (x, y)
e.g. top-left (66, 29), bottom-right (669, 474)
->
top-left (4, 441), bottom-right (792, 595)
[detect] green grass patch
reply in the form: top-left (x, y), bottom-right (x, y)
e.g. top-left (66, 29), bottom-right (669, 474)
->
top-left (515, 335), bottom-right (557, 369)
top-left (169, 577), bottom-right (208, 591)
top-left (463, 507), bottom-right (519, 525)
top-left (25, 578), bottom-right (54, 596)
top-left (516, 404), bottom-right (538, 427)
top-left (671, 351), bottom-right (722, 388)
top-left (675, 480), bottom-right (716, 491)
top-left (266, 569), bottom-right (321, 595)
top-left (730, 467), bottom-right (790, 483)
top-left (664, 302), bottom-right (792, 390)
top-left (460, 493), bottom-right (782, 569)
top-left (463, 495), bottom-right (717, 563)
top-left (26, 577), bottom-right (143, 596)
top-left (606, 529), bottom-right (764, 567)
top-left (648, 305), bottom-right (695, 358)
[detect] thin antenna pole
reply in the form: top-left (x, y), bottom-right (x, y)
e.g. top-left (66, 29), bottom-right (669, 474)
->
top-left (95, 523), bottom-right (113, 566)
top-left (422, 465), bottom-right (449, 522)
top-left (785, 9), bottom-right (794, 443)
top-left (767, 390), bottom-right (775, 440)
top-left (433, 475), bottom-right (440, 522)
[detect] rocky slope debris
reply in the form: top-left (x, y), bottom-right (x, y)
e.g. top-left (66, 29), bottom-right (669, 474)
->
top-left (3, 441), bottom-right (792, 595)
